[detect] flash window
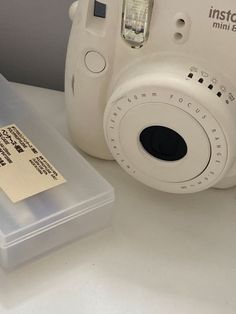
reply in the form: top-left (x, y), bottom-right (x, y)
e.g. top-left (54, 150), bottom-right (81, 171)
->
top-left (121, 0), bottom-right (154, 48)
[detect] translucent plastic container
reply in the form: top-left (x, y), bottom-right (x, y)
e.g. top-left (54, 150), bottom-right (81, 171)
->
top-left (0, 75), bottom-right (114, 268)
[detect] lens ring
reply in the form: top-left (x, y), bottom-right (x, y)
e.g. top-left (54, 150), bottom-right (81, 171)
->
top-left (104, 80), bottom-right (228, 193)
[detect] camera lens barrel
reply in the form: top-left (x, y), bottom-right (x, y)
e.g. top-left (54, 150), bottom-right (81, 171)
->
top-left (104, 72), bottom-right (232, 194)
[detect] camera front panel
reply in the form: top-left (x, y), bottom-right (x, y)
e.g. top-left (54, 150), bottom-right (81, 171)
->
top-left (65, 0), bottom-right (236, 192)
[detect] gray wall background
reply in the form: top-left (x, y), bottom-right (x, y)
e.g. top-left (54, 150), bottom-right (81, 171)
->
top-left (0, 0), bottom-right (74, 91)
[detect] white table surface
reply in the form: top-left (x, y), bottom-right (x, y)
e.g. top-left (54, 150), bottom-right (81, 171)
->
top-left (0, 83), bottom-right (235, 314)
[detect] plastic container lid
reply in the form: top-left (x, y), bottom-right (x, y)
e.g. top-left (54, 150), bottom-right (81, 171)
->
top-left (0, 75), bottom-right (114, 268)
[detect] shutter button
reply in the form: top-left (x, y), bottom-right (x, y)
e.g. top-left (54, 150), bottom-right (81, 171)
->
top-left (85, 51), bottom-right (106, 73)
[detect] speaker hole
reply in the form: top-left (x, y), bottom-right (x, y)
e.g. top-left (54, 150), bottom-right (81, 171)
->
top-left (217, 92), bottom-right (222, 98)
top-left (174, 32), bottom-right (183, 41)
top-left (208, 84), bottom-right (213, 90)
top-left (198, 78), bottom-right (204, 84)
top-left (188, 73), bottom-right (193, 78)
top-left (176, 19), bottom-right (186, 27)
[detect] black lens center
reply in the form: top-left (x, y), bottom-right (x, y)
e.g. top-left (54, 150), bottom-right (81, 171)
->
top-left (140, 126), bottom-right (188, 161)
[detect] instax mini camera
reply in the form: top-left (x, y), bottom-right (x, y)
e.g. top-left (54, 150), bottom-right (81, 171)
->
top-left (65, 0), bottom-right (236, 194)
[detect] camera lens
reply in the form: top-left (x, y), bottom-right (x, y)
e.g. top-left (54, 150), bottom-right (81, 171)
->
top-left (140, 126), bottom-right (188, 161)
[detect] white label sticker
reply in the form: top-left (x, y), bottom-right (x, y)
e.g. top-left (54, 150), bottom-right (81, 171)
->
top-left (0, 124), bottom-right (66, 203)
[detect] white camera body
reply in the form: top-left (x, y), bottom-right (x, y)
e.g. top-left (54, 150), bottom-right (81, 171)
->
top-left (65, 0), bottom-right (236, 194)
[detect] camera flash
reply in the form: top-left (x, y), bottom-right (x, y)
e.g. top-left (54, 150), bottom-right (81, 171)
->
top-left (122, 0), bottom-right (154, 48)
